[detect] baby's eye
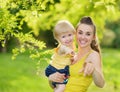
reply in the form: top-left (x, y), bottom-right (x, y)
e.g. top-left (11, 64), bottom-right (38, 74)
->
top-left (68, 34), bottom-right (72, 36)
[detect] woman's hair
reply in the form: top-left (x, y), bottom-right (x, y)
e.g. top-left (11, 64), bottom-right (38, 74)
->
top-left (76, 16), bottom-right (101, 53)
top-left (53, 20), bottom-right (75, 40)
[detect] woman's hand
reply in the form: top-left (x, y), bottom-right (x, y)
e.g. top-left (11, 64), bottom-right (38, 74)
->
top-left (79, 62), bottom-right (94, 76)
top-left (48, 72), bottom-right (65, 83)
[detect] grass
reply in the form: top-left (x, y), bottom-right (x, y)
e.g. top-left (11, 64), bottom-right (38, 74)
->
top-left (0, 48), bottom-right (120, 92)
top-left (0, 53), bottom-right (52, 92)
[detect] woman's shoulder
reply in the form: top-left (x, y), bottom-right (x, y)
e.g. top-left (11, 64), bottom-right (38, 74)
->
top-left (91, 50), bottom-right (100, 57)
top-left (86, 50), bottom-right (100, 63)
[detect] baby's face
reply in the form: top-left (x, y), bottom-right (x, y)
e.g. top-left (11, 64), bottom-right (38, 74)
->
top-left (58, 31), bottom-right (74, 47)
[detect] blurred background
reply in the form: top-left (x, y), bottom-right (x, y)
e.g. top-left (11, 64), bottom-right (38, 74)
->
top-left (0, 0), bottom-right (120, 92)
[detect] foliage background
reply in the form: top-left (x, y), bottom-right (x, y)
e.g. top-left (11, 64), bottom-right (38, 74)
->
top-left (0, 0), bottom-right (120, 92)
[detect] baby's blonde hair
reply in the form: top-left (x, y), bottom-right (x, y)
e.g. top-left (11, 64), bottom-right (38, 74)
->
top-left (53, 20), bottom-right (75, 40)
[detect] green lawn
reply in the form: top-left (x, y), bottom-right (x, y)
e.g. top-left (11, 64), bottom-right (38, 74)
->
top-left (0, 48), bottom-right (120, 92)
top-left (0, 53), bottom-right (52, 92)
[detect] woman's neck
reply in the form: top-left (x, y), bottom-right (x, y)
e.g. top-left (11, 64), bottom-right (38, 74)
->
top-left (78, 46), bottom-right (92, 56)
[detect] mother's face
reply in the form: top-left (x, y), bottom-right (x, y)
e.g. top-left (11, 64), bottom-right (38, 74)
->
top-left (76, 23), bottom-right (95, 48)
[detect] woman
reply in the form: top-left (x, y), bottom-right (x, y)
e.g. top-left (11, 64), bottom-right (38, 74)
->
top-left (49, 16), bottom-right (105, 92)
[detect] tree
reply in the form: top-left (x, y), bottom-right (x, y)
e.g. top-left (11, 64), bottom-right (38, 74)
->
top-left (0, 0), bottom-right (56, 59)
top-left (0, 0), bottom-right (120, 59)
top-left (38, 0), bottom-right (120, 46)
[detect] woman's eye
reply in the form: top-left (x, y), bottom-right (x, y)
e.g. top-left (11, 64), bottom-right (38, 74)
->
top-left (86, 33), bottom-right (91, 36)
top-left (78, 31), bottom-right (82, 34)
top-left (62, 36), bottom-right (65, 38)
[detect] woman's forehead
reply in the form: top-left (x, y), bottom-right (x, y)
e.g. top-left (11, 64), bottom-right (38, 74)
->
top-left (77, 24), bottom-right (93, 32)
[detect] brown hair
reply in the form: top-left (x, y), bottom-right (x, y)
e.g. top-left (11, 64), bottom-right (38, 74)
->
top-left (76, 16), bottom-right (100, 53)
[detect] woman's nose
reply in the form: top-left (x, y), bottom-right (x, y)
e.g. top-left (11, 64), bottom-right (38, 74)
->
top-left (81, 35), bottom-right (85, 39)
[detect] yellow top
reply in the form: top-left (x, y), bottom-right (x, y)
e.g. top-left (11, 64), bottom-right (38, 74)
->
top-left (64, 51), bottom-right (93, 92)
top-left (50, 48), bottom-right (72, 69)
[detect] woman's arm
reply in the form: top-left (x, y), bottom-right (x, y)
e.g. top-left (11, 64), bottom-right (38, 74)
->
top-left (92, 68), bottom-right (105, 88)
top-left (90, 51), bottom-right (105, 88)
top-left (81, 51), bottom-right (105, 88)
top-left (48, 72), bottom-right (65, 83)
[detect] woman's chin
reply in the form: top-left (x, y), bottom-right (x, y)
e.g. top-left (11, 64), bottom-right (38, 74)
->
top-left (79, 44), bottom-right (87, 48)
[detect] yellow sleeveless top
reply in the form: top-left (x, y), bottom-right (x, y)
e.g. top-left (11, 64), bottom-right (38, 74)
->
top-left (64, 51), bottom-right (93, 92)
top-left (50, 48), bottom-right (71, 69)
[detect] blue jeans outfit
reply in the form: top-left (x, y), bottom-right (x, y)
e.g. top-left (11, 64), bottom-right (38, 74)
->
top-left (45, 65), bottom-right (70, 87)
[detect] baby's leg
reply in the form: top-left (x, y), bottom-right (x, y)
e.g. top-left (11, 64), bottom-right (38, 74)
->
top-left (54, 84), bottom-right (65, 92)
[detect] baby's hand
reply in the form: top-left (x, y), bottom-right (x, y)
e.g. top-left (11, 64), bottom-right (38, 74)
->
top-left (66, 49), bottom-right (75, 56)
top-left (70, 51), bottom-right (75, 56)
top-left (70, 54), bottom-right (77, 65)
